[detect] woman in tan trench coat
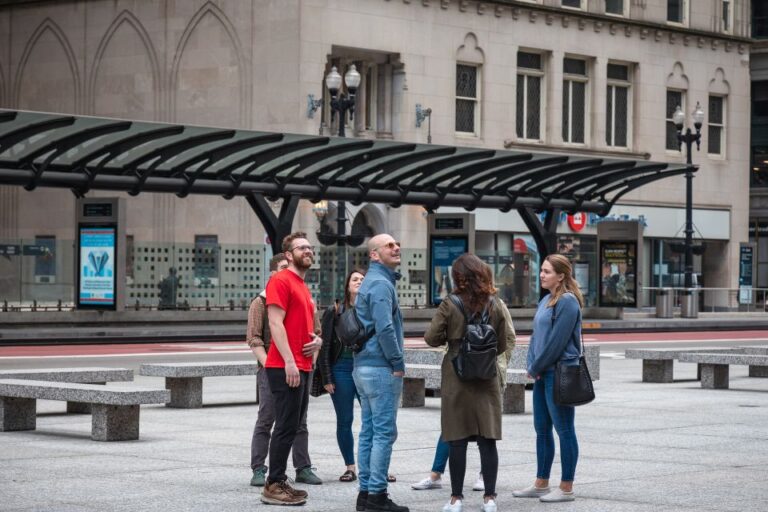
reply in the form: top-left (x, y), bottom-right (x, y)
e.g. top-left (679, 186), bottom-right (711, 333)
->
top-left (425, 253), bottom-right (508, 512)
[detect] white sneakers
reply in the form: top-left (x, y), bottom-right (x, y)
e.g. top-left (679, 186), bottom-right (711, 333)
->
top-left (539, 488), bottom-right (576, 502)
top-left (441, 498), bottom-right (462, 512)
top-left (472, 472), bottom-right (485, 492)
top-left (412, 476), bottom-right (443, 490)
top-left (512, 485), bottom-right (550, 498)
top-left (481, 498), bottom-right (497, 512)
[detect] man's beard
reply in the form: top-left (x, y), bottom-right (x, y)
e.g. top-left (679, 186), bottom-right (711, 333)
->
top-left (294, 255), bottom-right (314, 271)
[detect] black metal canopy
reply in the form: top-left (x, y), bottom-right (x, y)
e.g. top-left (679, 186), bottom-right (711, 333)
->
top-left (0, 109), bottom-right (694, 257)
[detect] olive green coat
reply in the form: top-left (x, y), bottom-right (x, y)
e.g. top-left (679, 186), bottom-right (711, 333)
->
top-left (424, 296), bottom-right (509, 442)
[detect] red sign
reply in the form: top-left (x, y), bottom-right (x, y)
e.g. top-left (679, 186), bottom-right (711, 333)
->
top-left (567, 213), bottom-right (587, 232)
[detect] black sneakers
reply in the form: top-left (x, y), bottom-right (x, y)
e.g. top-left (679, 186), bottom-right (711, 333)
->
top-left (365, 492), bottom-right (409, 512)
top-left (356, 491), bottom-right (369, 512)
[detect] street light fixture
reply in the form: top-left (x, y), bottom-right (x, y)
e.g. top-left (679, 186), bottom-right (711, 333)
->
top-left (325, 64), bottom-right (361, 137)
top-left (673, 101), bottom-right (704, 289)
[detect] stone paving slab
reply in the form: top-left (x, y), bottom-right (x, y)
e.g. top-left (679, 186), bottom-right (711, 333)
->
top-left (1, 356), bottom-right (766, 511)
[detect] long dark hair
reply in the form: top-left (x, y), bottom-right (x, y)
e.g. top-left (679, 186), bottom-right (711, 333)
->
top-left (451, 253), bottom-right (497, 313)
top-left (343, 268), bottom-right (366, 308)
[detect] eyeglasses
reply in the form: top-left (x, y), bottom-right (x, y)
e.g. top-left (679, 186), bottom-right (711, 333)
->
top-left (376, 241), bottom-right (401, 251)
top-left (290, 245), bottom-right (315, 253)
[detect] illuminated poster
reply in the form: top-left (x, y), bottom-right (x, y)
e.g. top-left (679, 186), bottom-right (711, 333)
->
top-left (78, 226), bottom-right (116, 308)
top-left (599, 241), bottom-right (637, 307)
top-left (430, 237), bottom-right (467, 306)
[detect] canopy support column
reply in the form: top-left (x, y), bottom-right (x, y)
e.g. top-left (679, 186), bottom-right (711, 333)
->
top-left (518, 207), bottom-right (561, 296)
top-left (246, 193), bottom-right (300, 255)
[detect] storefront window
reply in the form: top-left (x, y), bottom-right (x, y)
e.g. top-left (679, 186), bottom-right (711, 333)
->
top-left (558, 235), bottom-right (597, 306)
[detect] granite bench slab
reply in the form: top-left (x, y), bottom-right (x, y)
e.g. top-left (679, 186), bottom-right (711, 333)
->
top-left (402, 363), bottom-right (533, 414)
top-left (677, 353), bottom-right (768, 389)
top-left (139, 362), bottom-right (258, 408)
top-left (0, 379), bottom-right (169, 441)
top-left (0, 368), bottom-right (134, 414)
top-left (742, 346), bottom-right (768, 374)
top-left (625, 347), bottom-right (744, 383)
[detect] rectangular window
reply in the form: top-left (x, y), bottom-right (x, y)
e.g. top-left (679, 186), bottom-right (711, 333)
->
top-left (34, 235), bottom-right (56, 282)
top-left (722, 0), bottom-right (731, 32)
top-left (667, 0), bottom-right (687, 24)
top-left (455, 64), bottom-right (479, 135)
top-left (708, 95), bottom-right (724, 156)
top-left (606, 64), bottom-right (630, 148)
top-left (562, 0), bottom-right (582, 8)
top-left (605, 0), bottom-right (625, 15)
top-left (194, 235), bottom-right (219, 285)
top-left (666, 90), bottom-right (684, 151)
top-left (516, 51), bottom-right (543, 141)
top-left (562, 57), bottom-right (587, 144)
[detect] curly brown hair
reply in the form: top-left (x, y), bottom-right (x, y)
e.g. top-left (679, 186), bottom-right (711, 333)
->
top-left (451, 253), bottom-right (497, 313)
top-left (281, 231), bottom-right (308, 253)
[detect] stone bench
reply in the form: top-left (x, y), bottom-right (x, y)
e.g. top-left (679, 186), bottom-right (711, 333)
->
top-left (742, 346), bottom-right (768, 376)
top-left (677, 353), bottom-right (768, 389)
top-left (0, 368), bottom-right (133, 414)
top-left (402, 363), bottom-right (533, 414)
top-left (139, 362), bottom-right (257, 408)
top-left (624, 348), bottom-right (745, 383)
top-left (0, 379), bottom-right (169, 441)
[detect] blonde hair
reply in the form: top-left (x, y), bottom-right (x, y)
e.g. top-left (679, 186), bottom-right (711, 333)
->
top-left (545, 254), bottom-right (584, 308)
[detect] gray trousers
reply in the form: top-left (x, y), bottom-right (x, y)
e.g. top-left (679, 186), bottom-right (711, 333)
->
top-left (251, 366), bottom-right (311, 470)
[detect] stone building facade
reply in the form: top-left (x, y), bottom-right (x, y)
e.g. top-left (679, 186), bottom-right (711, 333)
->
top-left (0, 0), bottom-right (753, 308)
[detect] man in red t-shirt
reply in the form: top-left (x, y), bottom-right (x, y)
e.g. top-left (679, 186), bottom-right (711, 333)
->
top-left (261, 231), bottom-right (323, 506)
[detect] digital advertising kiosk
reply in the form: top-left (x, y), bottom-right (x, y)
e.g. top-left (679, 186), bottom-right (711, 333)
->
top-left (427, 213), bottom-right (475, 306)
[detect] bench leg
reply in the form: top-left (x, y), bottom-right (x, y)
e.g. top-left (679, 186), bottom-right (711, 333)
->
top-left (166, 377), bottom-right (203, 408)
top-left (401, 378), bottom-right (425, 408)
top-left (68, 382), bottom-right (106, 414)
top-left (503, 384), bottom-right (525, 414)
top-left (749, 365), bottom-right (768, 378)
top-left (91, 404), bottom-right (140, 441)
top-left (641, 360), bottom-right (673, 382)
top-left (0, 397), bottom-right (36, 431)
top-left (700, 364), bottom-right (729, 389)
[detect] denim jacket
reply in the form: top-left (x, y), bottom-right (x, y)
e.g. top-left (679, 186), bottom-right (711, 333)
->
top-left (527, 292), bottom-right (582, 377)
top-left (353, 262), bottom-right (405, 372)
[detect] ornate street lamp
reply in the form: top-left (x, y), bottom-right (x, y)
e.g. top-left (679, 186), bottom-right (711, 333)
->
top-left (673, 101), bottom-right (705, 289)
top-left (325, 64), bottom-right (361, 138)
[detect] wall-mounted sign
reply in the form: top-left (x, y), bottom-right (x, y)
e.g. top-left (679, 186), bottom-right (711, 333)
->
top-left (567, 213), bottom-right (587, 232)
top-left (77, 225), bottom-right (117, 309)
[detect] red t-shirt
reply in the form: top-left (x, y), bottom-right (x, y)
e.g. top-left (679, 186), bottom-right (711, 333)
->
top-left (264, 269), bottom-right (315, 372)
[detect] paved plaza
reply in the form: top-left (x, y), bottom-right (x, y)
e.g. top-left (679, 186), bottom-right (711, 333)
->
top-left (1, 353), bottom-right (767, 512)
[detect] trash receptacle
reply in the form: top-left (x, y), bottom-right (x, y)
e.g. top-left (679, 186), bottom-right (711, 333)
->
top-left (680, 288), bottom-right (699, 318)
top-left (656, 288), bottom-right (673, 318)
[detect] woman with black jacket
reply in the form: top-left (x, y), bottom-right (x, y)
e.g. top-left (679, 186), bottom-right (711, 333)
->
top-left (318, 269), bottom-right (366, 483)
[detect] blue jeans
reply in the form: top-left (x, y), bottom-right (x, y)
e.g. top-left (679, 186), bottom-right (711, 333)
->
top-left (353, 365), bottom-right (403, 493)
top-left (533, 369), bottom-right (579, 481)
top-left (330, 356), bottom-right (357, 466)
top-left (432, 434), bottom-right (450, 474)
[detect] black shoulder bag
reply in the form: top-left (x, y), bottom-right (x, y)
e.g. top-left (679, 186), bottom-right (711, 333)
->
top-left (334, 306), bottom-right (371, 353)
top-left (552, 298), bottom-right (595, 407)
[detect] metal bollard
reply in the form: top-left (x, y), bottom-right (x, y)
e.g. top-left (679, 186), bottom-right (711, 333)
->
top-left (32, 300), bottom-right (37, 312)
top-left (57, 299), bottom-right (62, 311)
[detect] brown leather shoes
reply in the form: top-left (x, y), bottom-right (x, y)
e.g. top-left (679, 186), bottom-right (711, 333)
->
top-left (261, 481), bottom-right (307, 506)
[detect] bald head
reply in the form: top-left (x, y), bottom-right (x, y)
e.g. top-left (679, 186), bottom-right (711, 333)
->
top-left (368, 233), bottom-right (401, 269)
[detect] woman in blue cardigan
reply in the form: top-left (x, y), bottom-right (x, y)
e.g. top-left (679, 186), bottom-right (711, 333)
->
top-left (513, 254), bottom-right (584, 503)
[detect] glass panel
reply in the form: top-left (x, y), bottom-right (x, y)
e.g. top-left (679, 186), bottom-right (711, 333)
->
top-left (606, 0), bottom-right (624, 15)
top-left (517, 52), bottom-right (542, 70)
top-left (666, 121), bottom-right (680, 151)
top-left (667, 0), bottom-right (684, 23)
top-left (526, 76), bottom-right (541, 139)
top-left (562, 0), bottom-right (581, 7)
top-left (607, 63), bottom-right (629, 80)
top-left (722, 0), bottom-right (730, 31)
top-left (606, 85), bottom-right (614, 146)
top-left (572, 81), bottom-right (586, 143)
top-left (752, 146), bottom-right (768, 187)
top-left (455, 99), bottom-right (475, 133)
top-left (564, 58), bottom-right (586, 76)
top-left (614, 86), bottom-right (628, 147)
top-left (666, 90), bottom-right (682, 150)
top-left (709, 96), bottom-right (723, 124)
top-left (516, 74), bottom-right (525, 138)
top-left (562, 81), bottom-right (570, 142)
top-left (708, 126), bottom-right (722, 154)
top-left (753, 81), bottom-right (768, 117)
top-left (34, 236), bottom-right (56, 278)
top-left (456, 64), bottom-right (477, 98)
top-left (194, 235), bottom-right (219, 285)
top-left (666, 90), bottom-right (682, 118)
